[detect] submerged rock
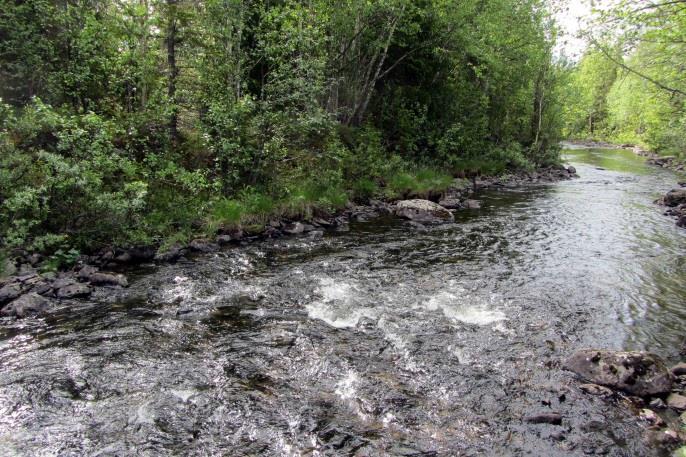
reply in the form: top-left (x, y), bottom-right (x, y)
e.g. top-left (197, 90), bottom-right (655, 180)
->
top-left (567, 165), bottom-right (577, 174)
top-left (56, 283), bottom-right (91, 299)
top-left (89, 272), bottom-right (129, 288)
top-left (394, 199), bottom-right (454, 223)
top-left (564, 349), bottom-right (672, 397)
top-left (463, 199), bottom-right (482, 209)
top-left (524, 412), bottom-right (562, 425)
top-left (438, 197), bottom-right (463, 210)
top-left (1, 293), bottom-right (50, 317)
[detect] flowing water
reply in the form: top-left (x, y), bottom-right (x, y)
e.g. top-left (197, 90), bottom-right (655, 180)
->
top-left (1, 146), bottom-right (685, 456)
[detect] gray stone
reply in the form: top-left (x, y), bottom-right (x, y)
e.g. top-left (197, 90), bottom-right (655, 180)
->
top-left (438, 197), bottom-right (463, 210)
top-left (283, 222), bottom-right (305, 235)
top-left (671, 363), bottom-right (686, 376)
top-left (394, 199), bottom-right (454, 223)
top-left (664, 189), bottom-right (686, 207)
top-left (524, 412), bottom-right (562, 425)
top-left (567, 165), bottom-right (577, 174)
top-left (463, 199), bottom-right (482, 209)
top-left (89, 272), bottom-right (129, 287)
top-left (56, 283), bottom-right (92, 299)
top-left (53, 277), bottom-right (76, 289)
top-left (564, 349), bottom-right (673, 397)
top-left (0, 283), bottom-right (22, 304)
top-left (1, 293), bottom-right (50, 317)
top-left (667, 393), bottom-right (686, 411)
top-left (189, 239), bottom-right (219, 253)
top-left (155, 245), bottom-right (185, 262)
top-left (78, 265), bottom-right (99, 281)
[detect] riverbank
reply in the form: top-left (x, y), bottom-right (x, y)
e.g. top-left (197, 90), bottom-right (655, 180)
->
top-left (563, 140), bottom-right (685, 172)
top-left (0, 165), bottom-right (577, 318)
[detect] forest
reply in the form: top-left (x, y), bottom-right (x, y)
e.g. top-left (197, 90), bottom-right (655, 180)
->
top-left (0, 0), bottom-right (563, 265)
top-left (0, 0), bottom-right (684, 268)
top-left (563, 0), bottom-right (686, 158)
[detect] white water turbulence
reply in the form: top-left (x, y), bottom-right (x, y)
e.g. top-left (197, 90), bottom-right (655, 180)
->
top-left (305, 277), bottom-right (377, 328)
top-left (423, 287), bottom-right (507, 326)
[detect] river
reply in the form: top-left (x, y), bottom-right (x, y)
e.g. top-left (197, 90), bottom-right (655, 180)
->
top-left (1, 146), bottom-right (685, 456)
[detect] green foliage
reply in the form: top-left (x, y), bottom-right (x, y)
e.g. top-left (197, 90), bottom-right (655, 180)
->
top-left (0, 0), bottom-right (564, 257)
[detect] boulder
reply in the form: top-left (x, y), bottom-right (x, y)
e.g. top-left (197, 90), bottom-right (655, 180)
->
top-left (0, 283), bottom-right (22, 305)
top-left (564, 349), bottom-right (672, 397)
top-left (189, 239), bottom-right (219, 253)
top-left (677, 215), bottom-right (686, 228)
top-left (438, 197), bottom-right (463, 210)
top-left (567, 165), bottom-right (577, 174)
top-left (56, 283), bottom-right (91, 299)
top-left (155, 245), bottom-right (185, 262)
top-left (78, 265), bottom-right (99, 281)
top-left (664, 189), bottom-right (686, 207)
top-left (394, 199), bottom-right (454, 223)
top-left (1, 293), bottom-right (50, 317)
top-left (667, 393), bottom-right (686, 411)
top-left (89, 272), bottom-right (129, 288)
top-left (283, 222), bottom-right (305, 235)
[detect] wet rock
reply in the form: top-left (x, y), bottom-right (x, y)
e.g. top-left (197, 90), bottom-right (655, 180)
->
top-left (463, 199), bottom-right (482, 209)
top-left (155, 245), bottom-right (185, 262)
top-left (89, 272), bottom-right (129, 288)
top-left (671, 363), bottom-right (686, 376)
top-left (649, 397), bottom-right (667, 410)
top-left (639, 408), bottom-right (664, 426)
top-left (524, 412), bottom-right (562, 425)
top-left (56, 283), bottom-right (91, 299)
top-left (664, 189), bottom-right (686, 207)
top-left (564, 349), bottom-right (672, 396)
top-left (31, 281), bottom-right (52, 296)
top-left (53, 277), bottom-right (76, 289)
top-left (677, 215), bottom-right (686, 228)
top-left (308, 230), bottom-right (324, 239)
top-left (313, 217), bottom-right (333, 227)
top-left (1, 293), bottom-right (50, 317)
top-left (283, 222), bottom-right (305, 235)
top-left (438, 197), bottom-right (463, 210)
top-left (407, 221), bottom-right (428, 232)
top-left (78, 265), bottom-right (99, 281)
top-left (189, 239), bottom-right (220, 253)
top-left (567, 165), bottom-right (577, 174)
top-left (0, 282), bottom-right (22, 305)
top-left (667, 393), bottom-right (686, 411)
top-left (645, 428), bottom-right (680, 446)
top-left (263, 226), bottom-right (282, 238)
top-left (578, 383), bottom-right (615, 397)
top-left (216, 235), bottom-right (236, 245)
top-left (394, 199), bottom-right (454, 223)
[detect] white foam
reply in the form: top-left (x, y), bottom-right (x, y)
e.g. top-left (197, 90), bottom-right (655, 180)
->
top-left (305, 278), bottom-right (376, 328)
top-left (335, 370), bottom-right (359, 401)
top-left (424, 290), bottom-right (506, 325)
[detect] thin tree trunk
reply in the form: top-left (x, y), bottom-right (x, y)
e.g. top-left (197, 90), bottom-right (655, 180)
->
top-left (167, 0), bottom-right (179, 146)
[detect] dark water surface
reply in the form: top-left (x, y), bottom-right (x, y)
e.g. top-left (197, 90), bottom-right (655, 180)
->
top-left (1, 147), bottom-right (685, 456)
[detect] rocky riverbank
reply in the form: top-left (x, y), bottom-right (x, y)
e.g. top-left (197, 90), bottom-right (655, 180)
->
top-left (566, 349), bottom-right (686, 449)
top-left (0, 165), bottom-right (577, 318)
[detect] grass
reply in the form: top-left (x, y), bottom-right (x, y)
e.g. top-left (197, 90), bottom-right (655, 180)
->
top-left (386, 168), bottom-right (453, 199)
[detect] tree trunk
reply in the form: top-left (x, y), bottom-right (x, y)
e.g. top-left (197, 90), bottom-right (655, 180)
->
top-left (167, 0), bottom-right (179, 146)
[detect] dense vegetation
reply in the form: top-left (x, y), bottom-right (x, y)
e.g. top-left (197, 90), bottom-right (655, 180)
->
top-left (0, 0), bottom-right (563, 265)
top-left (562, 0), bottom-right (686, 161)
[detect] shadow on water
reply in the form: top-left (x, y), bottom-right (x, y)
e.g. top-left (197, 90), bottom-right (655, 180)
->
top-left (0, 147), bottom-right (685, 456)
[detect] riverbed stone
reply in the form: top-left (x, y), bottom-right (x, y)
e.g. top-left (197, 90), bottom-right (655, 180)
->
top-left (524, 412), bottom-right (562, 425)
top-left (438, 197), bottom-right (463, 209)
top-left (283, 222), bottom-right (305, 235)
top-left (89, 272), bottom-right (129, 287)
top-left (567, 165), bottom-right (577, 174)
top-left (667, 393), bottom-right (686, 411)
top-left (56, 283), bottom-right (91, 299)
top-left (664, 189), bottom-right (686, 207)
top-left (463, 199), bottom-right (482, 209)
top-left (394, 199), bottom-right (454, 223)
top-left (189, 239), bottom-right (220, 253)
top-left (0, 282), bottom-right (22, 305)
top-left (564, 349), bottom-right (673, 397)
top-left (1, 293), bottom-right (50, 317)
